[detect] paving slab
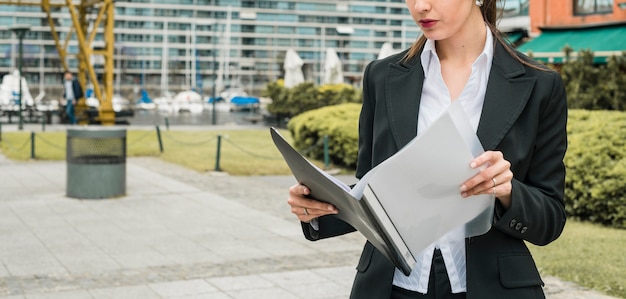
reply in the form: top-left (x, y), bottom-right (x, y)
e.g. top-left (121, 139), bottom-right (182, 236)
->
top-left (0, 150), bottom-right (620, 299)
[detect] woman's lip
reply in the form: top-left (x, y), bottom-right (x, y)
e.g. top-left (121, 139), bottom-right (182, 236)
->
top-left (419, 19), bottom-right (437, 28)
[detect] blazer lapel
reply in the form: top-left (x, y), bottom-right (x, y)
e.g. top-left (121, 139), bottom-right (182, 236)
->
top-left (477, 43), bottom-right (537, 150)
top-left (386, 57), bottom-right (424, 150)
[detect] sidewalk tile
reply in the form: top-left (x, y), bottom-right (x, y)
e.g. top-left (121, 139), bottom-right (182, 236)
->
top-left (148, 279), bottom-right (216, 298)
top-left (24, 290), bottom-right (93, 299)
top-left (88, 285), bottom-right (160, 299)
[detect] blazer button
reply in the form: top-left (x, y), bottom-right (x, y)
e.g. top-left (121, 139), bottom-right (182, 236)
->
top-left (521, 227), bottom-right (528, 234)
top-left (509, 219), bottom-right (517, 228)
top-left (515, 223), bottom-right (523, 231)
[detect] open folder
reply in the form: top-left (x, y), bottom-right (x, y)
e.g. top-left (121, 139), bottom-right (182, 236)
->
top-left (270, 101), bottom-right (495, 276)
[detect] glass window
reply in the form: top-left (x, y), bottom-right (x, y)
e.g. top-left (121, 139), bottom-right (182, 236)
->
top-left (574, 0), bottom-right (613, 14)
top-left (297, 27), bottom-right (316, 35)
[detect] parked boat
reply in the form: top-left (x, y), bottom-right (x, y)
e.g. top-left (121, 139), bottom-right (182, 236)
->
top-left (229, 96), bottom-right (260, 111)
top-left (172, 90), bottom-right (203, 114)
top-left (0, 70), bottom-right (34, 111)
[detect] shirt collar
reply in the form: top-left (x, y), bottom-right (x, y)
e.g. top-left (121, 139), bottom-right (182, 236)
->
top-left (420, 24), bottom-right (494, 77)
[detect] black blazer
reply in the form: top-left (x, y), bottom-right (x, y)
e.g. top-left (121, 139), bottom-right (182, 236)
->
top-left (63, 79), bottom-right (84, 101)
top-left (302, 41), bottom-right (568, 299)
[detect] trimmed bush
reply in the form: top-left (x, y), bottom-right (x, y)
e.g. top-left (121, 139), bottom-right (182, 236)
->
top-left (566, 109), bottom-right (626, 228)
top-left (288, 106), bottom-right (626, 229)
top-left (263, 81), bottom-right (361, 123)
top-left (559, 49), bottom-right (626, 111)
top-left (287, 103), bottom-right (361, 168)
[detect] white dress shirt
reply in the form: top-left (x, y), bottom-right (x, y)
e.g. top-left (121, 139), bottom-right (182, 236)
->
top-left (65, 80), bottom-right (75, 103)
top-left (392, 25), bottom-right (494, 294)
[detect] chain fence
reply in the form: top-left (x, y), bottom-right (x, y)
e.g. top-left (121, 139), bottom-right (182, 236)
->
top-left (0, 135), bottom-right (30, 153)
top-left (35, 134), bottom-right (65, 152)
top-left (222, 137), bottom-right (283, 160)
top-left (161, 132), bottom-right (218, 147)
top-left (127, 130), bottom-right (155, 146)
top-left (0, 128), bottom-right (331, 170)
top-left (299, 138), bottom-right (325, 156)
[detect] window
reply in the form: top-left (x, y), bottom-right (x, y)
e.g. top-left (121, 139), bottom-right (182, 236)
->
top-left (574, 0), bottom-right (613, 14)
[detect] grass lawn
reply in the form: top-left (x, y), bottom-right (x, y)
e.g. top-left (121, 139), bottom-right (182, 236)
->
top-left (0, 128), bottom-right (300, 175)
top-left (1, 128), bottom-right (625, 297)
top-left (529, 220), bottom-right (626, 298)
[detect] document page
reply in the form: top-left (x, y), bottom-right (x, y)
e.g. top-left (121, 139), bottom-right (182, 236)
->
top-left (365, 101), bottom-right (494, 257)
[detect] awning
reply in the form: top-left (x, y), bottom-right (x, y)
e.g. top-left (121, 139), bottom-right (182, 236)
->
top-left (505, 31), bottom-right (526, 46)
top-left (517, 24), bottom-right (626, 63)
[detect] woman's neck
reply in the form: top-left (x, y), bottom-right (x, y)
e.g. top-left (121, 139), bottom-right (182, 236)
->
top-left (436, 20), bottom-right (488, 67)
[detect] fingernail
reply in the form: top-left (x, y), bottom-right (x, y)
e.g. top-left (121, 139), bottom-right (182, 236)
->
top-left (461, 192), bottom-right (468, 198)
top-left (303, 187), bottom-right (309, 194)
top-left (470, 162), bottom-right (477, 168)
top-left (460, 185), bottom-right (467, 192)
top-left (328, 205), bottom-right (334, 211)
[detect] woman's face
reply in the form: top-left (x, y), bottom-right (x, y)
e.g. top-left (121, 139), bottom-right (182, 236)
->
top-left (406, 0), bottom-right (482, 41)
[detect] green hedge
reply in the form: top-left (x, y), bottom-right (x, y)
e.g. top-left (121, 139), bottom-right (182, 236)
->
top-left (263, 81), bottom-right (361, 122)
top-left (287, 103), bottom-right (360, 168)
top-left (566, 109), bottom-right (626, 228)
top-left (559, 50), bottom-right (626, 111)
top-left (288, 105), bottom-right (626, 229)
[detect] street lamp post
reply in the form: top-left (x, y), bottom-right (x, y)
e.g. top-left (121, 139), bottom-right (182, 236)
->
top-left (211, 22), bottom-right (219, 125)
top-left (10, 24), bottom-right (31, 131)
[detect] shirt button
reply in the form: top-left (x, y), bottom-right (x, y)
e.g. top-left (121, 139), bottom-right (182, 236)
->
top-left (521, 227), bottom-right (528, 234)
top-left (515, 223), bottom-right (523, 231)
top-left (509, 219), bottom-right (517, 228)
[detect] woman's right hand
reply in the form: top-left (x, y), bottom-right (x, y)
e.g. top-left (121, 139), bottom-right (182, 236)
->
top-left (288, 184), bottom-right (338, 223)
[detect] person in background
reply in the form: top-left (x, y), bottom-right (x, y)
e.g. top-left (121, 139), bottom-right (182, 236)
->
top-left (63, 71), bottom-right (83, 125)
top-left (287, 0), bottom-right (568, 298)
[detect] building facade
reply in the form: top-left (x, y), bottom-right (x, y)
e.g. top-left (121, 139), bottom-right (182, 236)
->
top-left (529, 0), bottom-right (626, 34)
top-left (519, 0), bottom-right (626, 63)
top-left (0, 0), bottom-right (528, 98)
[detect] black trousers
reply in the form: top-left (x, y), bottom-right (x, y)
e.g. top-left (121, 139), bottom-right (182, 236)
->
top-left (391, 249), bottom-right (467, 299)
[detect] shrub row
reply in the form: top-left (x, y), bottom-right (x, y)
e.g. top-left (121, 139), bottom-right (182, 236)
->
top-left (287, 103), bottom-right (360, 168)
top-left (552, 49), bottom-right (626, 111)
top-left (262, 80), bottom-right (361, 123)
top-left (288, 105), bottom-right (626, 229)
top-left (565, 109), bottom-right (626, 228)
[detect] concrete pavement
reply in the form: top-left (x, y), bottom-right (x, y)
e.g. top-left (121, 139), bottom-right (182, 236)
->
top-left (0, 149), bottom-right (619, 298)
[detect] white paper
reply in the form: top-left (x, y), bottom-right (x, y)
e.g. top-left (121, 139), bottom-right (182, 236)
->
top-left (355, 101), bottom-right (494, 256)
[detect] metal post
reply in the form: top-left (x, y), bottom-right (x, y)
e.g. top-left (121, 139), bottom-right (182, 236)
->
top-left (156, 125), bottom-right (164, 153)
top-left (323, 135), bottom-right (330, 169)
top-left (0, 122), bottom-right (2, 142)
top-left (10, 25), bottom-right (31, 131)
top-left (214, 134), bottom-right (222, 171)
top-left (18, 37), bottom-right (24, 130)
top-left (30, 131), bottom-right (35, 159)
top-left (164, 117), bottom-right (170, 130)
top-left (211, 23), bottom-right (218, 125)
top-left (41, 114), bottom-right (46, 132)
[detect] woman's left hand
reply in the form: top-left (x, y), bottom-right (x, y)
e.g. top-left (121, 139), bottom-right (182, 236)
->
top-left (460, 150), bottom-right (513, 209)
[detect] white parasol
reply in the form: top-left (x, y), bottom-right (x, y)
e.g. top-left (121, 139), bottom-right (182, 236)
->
top-left (323, 48), bottom-right (344, 85)
top-left (283, 49), bottom-right (305, 88)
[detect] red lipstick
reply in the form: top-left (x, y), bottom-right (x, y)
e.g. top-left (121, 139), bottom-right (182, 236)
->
top-left (419, 19), bottom-right (437, 29)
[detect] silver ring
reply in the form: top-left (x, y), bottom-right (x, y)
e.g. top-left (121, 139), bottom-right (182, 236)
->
top-left (492, 177), bottom-right (497, 188)
top-left (303, 207), bottom-right (309, 216)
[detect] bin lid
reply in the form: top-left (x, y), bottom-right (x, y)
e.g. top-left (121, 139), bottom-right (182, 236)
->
top-left (67, 127), bottom-right (127, 138)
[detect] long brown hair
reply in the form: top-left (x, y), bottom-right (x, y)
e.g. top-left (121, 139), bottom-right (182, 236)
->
top-left (402, 0), bottom-right (541, 70)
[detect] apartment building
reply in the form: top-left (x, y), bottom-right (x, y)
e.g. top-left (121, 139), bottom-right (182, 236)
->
top-left (0, 0), bottom-right (528, 97)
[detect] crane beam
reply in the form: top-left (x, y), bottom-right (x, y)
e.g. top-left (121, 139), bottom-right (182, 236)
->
top-left (4, 0), bottom-right (116, 125)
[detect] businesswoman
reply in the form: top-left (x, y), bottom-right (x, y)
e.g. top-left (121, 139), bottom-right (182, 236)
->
top-left (287, 0), bottom-right (568, 298)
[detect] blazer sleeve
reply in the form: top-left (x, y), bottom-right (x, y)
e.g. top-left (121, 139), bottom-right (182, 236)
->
top-left (73, 80), bottom-right (84, 100)
top-left (493, 70), bottom-right (568, 246)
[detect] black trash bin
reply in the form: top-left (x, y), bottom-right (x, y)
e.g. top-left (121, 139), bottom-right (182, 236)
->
top-left (66, 127), bottom-right (127, 199)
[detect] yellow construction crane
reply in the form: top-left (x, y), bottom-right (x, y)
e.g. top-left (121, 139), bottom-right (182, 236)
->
top-left (0, 0), bottom-right (116, 125)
